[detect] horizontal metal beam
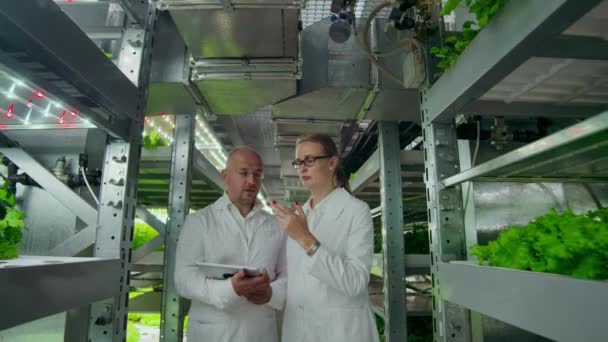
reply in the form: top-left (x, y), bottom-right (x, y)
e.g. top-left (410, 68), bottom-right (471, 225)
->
top-left (134, 205), bottom-right (167, 263)
top-left (157, 0), bottom-right (304, 10)
top-left (0, 256), bottom-right (121, 330)
top-left (132, 236), bottom-right (164, 263)
top-left (135, 206), bottom-right (167, 235)
top-left (49, 226), bottom-right (97, 257)
top-left (352, 150), bottom-right (425, 194)
top-left (462, 100), bottom-right (606, 118)
top-left (439, 262), bottom-right (608, 342)
top-left (442, 111), bottom-right (608, 187)
top-left (129, 291), bottom-right (162, 313)
top-left (192, 149), bottom-right (224, 192)
top-left (423, 0), bottom-right (602, 123)
top-left (84, 26), bottom-right (124, 40)
top-left (0, 123), bottom-right (97, 131)
top-left (535, 34), bottom-right (608, 60)
top-left (351, 149), bottom-right (380, 194)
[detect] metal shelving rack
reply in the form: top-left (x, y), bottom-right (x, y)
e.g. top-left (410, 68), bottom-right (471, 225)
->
top-left (420, 1), bottom-right (608, 341)
top-left (0, 1), bottom-right (158, 341)
top-left (349, 133), bottom-right (432, 340)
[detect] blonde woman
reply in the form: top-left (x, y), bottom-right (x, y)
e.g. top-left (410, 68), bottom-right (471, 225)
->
top-left (270, 134), bottom-right (380, 342)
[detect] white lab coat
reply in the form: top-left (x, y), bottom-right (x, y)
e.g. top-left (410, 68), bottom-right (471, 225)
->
top-left (282, 187), bottom-right (380, 342)
top-left (174, 194), bottom-right (287, 342)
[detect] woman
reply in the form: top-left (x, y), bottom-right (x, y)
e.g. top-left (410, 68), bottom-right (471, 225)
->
top-left (269, 134), bottom-right (380, 342)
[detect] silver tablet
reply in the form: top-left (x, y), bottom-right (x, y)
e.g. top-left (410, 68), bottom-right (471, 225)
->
top-left (195, 261), bottom-right (262, 279)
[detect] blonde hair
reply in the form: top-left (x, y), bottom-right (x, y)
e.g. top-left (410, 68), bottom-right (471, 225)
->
top-left (296, 134), bottom-right (351, 193)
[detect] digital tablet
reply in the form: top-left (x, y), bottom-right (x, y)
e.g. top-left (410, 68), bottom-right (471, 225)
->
top-left (195, 261), bottom-right (262, 279)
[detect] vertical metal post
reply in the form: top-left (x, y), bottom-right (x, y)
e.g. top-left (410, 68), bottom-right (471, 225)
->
top-left (88, 2), bottom-right (158, 341)
top-left (420, 88), bottom-right (472, 342)
top-left (457, 140), bottom-right (484, 342)
top-left (160, 114), bottom-right (195, 342)
top-left (89, 141), bottom-right (137, 342)
top-left (378, 121), bottom-right (407, 342)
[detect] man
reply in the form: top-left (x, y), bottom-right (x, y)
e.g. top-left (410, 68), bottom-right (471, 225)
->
top-left (175, 147), bottom-right (286, 342)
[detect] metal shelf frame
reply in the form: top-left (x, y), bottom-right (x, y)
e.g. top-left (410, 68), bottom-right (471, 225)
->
top-left (0, 1), bottom-right (143, 141)
top-left (439, 262), bottom-right (608, 342)
top-left (0, 1), bottom-right (157, 341)
top-left (443, 110), bottom-right (608, 187)
top-left (420, 1), bottom-right (608, 341)
top-left (0, 256), bottom-right (121, 331)
top-left (422, 0), bottom-right (606, 124)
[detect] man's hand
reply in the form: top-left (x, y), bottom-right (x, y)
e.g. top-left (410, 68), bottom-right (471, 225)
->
top-left (243, 269), bottom-right (272, 305)
top-left (230, 268), bottom-right (272, 305)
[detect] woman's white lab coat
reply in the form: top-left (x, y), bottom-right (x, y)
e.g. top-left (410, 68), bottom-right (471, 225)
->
top-left (282, 187), bottom-right (380, 342)
top-left (174, 194), bottom-right (286, 342)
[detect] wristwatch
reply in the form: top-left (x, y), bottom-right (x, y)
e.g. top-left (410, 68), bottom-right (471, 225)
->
top-left (306, 240), bottom-right (321, 256)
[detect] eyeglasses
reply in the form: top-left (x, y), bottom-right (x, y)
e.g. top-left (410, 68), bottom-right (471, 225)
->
top-left (227, 169), bottom-right (264, 181)
top-left (291, 155), bottom-right (332, 169)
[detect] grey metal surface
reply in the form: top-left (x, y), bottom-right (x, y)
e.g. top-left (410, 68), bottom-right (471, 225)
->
top-left (439, 261), bottom-right (608, 342)
top-left (160, 114), bottom-right (195, 342)
top-left (117, 27), bottom-right (145, 85)
top-left (457, 139), bottom-right (485, 341)
top-left (0, 256), bottom-right (121, 330)
top-left (424, 0), bottom-right (602, 123)
top-left (117, 0), bottom-right (150, 25)
top-left (133, 206), bottom-right (168, 262)
top-left (273, 18), bottom-right (424, 121)
top-left (536, 34), bottom-right (608, 60)
top-left (129, 291), bottom-right (163, 313)
top-left (377, 122), bottom-right (407, 342)
top-left (191, 58), bottom-right (300, 80)
top-left (352, 149), bottom-right (380, 194)
top-left (443, 111), bottom-right (608, 187)
top-left (368, 275), bottom-right (432, 319)
top-left (0, 312), bottom-right (65, 342)
top-left (420, 119), bottom-right (471, 340)
top-left (89, 142), bottom-right (139, 341)
top-left (89, 3), bottom-right (158, 340)
top-left (0, 1), bottom-right (138, 140)
top-left (194, 78), bottom-right (297, 115)
top-left (169, 8), bottom-right (298, 58)
top-left (147, 11), bottom-right (197, 116)
top-left (273, 19), bottom-right (369, 120)
top-left (159, 0), bottom-right (303, 10)
top-left (273, 87), bottom-right (369, 120)
top-left (192, 147), bottom-right (224, 192)
top-left (482, 58), bottom-right (608, 106)
top-left (0, 147), bottom-right (98, 226)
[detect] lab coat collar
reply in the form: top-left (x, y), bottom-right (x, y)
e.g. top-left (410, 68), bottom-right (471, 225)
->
top-left (303, 187), bottom-right (348, 221)
top-left (214, 192), bottom-right (264, 216)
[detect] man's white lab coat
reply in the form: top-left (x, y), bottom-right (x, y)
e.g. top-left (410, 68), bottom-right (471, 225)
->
top-left (282, 187), bottom-right (380, 342)
top-left (175, 194), bottom-right (286, 342)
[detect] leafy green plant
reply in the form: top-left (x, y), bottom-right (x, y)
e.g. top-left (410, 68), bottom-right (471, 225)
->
top-left (471, 208), bottom-right (608, 280)
top-left (126, 321), bottom-right (140, 342)
top-left (431, 0), bottom-right (508, 73)
top-left (133, 221), bottom-right (164, 251)
top-left (143, 131), bottom-right (169, 150)
top-left (0, 182), bottom-right (26, 259)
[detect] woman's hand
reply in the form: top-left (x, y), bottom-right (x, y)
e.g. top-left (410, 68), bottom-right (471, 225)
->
top-left (269, 201), bottom-right (317, 250)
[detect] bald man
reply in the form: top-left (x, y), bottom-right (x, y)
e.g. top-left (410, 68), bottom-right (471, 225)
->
top-left (175, 147), bottom-right (286, 342)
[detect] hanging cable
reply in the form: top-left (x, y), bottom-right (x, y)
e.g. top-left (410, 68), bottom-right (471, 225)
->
top-left (462, 119), bottom-right (480, 211)
top-left (80, 167), bottom-right (99, 206)
top-left (353, 1), bottom-right (426, 88)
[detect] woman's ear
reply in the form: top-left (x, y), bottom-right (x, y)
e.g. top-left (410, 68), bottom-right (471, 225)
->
top-left (329, 156), bottom-right (339, 171)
